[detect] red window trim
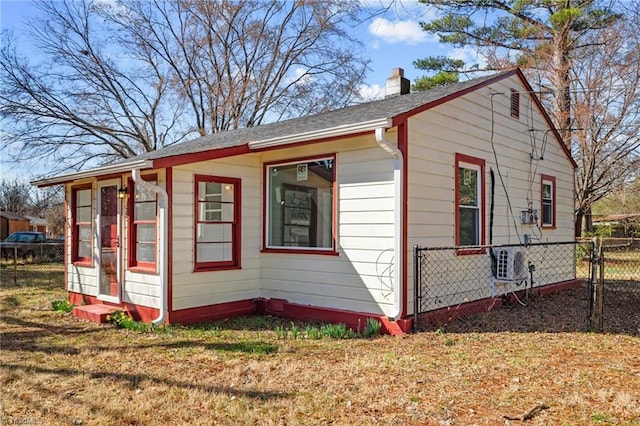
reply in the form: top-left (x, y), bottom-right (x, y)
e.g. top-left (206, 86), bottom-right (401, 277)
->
top-left (71, 184), bottom-right (93, 265)
top-left (541, 174), bottom-right (556, 229)
top-left (193, 174), bottom-right (242, 272)
top-left (128, 174), bottom-right (158, 272)
top-left (455, 153), bottom-right (486, 255)
top-left (262, 154), bottom-right (337, 255)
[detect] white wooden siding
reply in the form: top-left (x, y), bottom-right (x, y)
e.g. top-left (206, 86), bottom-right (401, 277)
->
top-left (65, 181), bottom-right (99, 296)
top-left (171, 155), bottom-right (262, 311)
top-left (257, 136), bottom-right (399, 316)
top-left (406, 75), bottom-right (576, 315)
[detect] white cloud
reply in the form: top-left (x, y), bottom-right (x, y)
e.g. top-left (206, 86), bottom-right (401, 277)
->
top-left (368, 17), bottom-right (430, 45)
top-left (357, 83), bottom-right (385, 101)
top-left (289, 67), bottom-right (313, 85)
top-left (448, 46), bottom-right (488, 69)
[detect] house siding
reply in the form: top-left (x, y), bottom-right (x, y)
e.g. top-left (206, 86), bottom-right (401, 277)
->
top-left (406, 75), bottom-right (575, 314)
top-left (171, 155), bottom-right (262, 311)
top-left (258, 135), bottom-right (399, 317)
top-left (65, 182), bottom-right (98, 296)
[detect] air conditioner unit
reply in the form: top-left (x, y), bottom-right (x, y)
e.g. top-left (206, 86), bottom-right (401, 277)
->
top-left (494, 248), bottom-right (528, 281)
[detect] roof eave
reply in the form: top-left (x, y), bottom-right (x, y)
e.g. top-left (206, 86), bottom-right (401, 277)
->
top-left (31, 159), bottom-right (154, 188)
top-left (248, 118), bottom-right (393, 150)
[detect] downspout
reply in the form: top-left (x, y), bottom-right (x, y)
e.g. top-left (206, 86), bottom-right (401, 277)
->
top-left (375, 127), bottom-right (403, 320)
top-left (132, 168), bottom-right (168, 326)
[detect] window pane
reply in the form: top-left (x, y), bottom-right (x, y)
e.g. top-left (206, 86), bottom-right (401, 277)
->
top-left (135, 184), bottom-right (157, 202)
top-left (79, 241), bottom-right (91, 258)
top-left (267, 159), bottom-right (333, 249)
top-left (137, 242), bottom-right (156, 262)
top-left (199, 202), bottom-right (234, 222)
top-left (459, 207), bottom-right (479, 246)
top-left (198, 182), bottom-right (221, 201)
top-left (137, 224), bottom-right (156, 243)
top-left (79, 225), bottom-right (92, 241)
top-left (77, 188), bottom-right (91, 206)
top-left (135, 201), bottom-right (156, 221)
top-left (197, 242), bottom-right (233, 262)
top-left (543, 202), bottom-right (552, 225)
top-left (458, 167), bottom-right (478, 206)
top-left (197, 223), bottom-right (232, 242)
top-left (77, 206), bottom-right (91, 223)
top-left (543, 183), bottom-right (552, 200)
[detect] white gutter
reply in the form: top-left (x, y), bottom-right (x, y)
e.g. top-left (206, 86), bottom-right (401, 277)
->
top-left (249, 118), bottom-right (392, 150)
top-left (132, 168), bottom-right (169, 326)
top-left (31, 160), bottom-right (153, 187)
top-left (375, 127), bottom-right (403, 320)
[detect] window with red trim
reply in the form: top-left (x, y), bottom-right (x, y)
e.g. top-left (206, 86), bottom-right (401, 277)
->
top-left (265, 156), bottom-right (335, 252)
top-left (194, 175), bottom-right (241, 271)
top-left (541, 174), bottom-right (556, 228)
top-left (128, 176), bottom-right (158, 270)
top-left (72, 185), bottom-right (92, 264)
top-left (455, 154), bottom-right (485, 250)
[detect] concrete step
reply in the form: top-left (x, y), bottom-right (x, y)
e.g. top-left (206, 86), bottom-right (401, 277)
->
top-left (73, 304), bottom-right (118, 324)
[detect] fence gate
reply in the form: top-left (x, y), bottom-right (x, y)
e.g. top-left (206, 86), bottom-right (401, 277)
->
top-left (591, 238), bottom-right (640, 333)
top-left (414, 240), bottom-right (600, 332)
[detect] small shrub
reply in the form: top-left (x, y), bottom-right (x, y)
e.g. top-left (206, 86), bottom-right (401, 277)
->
top-left (320, 323), bottom-right (353, 339)
top-left (106, 310), bottom-right (150, 332)
top-left (274, 325), bottom-right (287, 339)
top-left (290, 322), bottom-right (299, 340)
top-left (362, 318), bottom-right (382, 338)
top-left (306, 325), bottom-right (322, 340)
top-left (51, 299), bottom-right (74, 313)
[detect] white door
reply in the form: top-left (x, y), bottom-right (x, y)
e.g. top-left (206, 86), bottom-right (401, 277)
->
top-left (97, 180), bottom-right (122, 303)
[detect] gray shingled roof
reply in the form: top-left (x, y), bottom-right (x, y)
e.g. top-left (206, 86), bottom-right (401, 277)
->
top-left (129, 71), bottom-right (508, 164)
top-left (0, 211), bottom-right (30, 221)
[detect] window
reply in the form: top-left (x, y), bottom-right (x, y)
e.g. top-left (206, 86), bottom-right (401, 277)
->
top-left (510, 89), bottom-right (520, 119)
top-left (128, 176), bottom-right (157, 270)
top-left (455, 154), bottom-right (485, 250)
top-left (194, 175), bottom-right (240, 270)
top-left (541, 174), bottom-right (556, 228)
top-left (265, 156), bottom-right (335, 252)
top-left (72, 185), bottom-right (92, 263)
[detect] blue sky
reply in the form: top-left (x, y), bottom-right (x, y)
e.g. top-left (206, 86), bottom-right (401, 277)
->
top-left (0, 0), bottom-right (476, 179)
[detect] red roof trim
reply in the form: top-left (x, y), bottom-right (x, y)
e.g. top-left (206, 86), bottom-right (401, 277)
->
top-left (391, 69), bottom-right (520, 126)
top-left (152, 144), bottom-right (252, 168)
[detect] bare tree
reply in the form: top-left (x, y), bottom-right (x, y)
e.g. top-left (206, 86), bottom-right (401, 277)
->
top-left (572, 2), bottom-right (640, 234)
top-left (0, 179), bottom-right (34, 216)
top-left (0, 0), bottom-right (369, 174)
top-left (0, 1), bottom-right (177, 172)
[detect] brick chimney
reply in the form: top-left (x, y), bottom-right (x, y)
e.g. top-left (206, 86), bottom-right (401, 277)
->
top-left (385, 67), bottom-right (410, 98)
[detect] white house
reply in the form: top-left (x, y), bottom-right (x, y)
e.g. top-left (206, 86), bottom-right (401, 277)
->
top-left (33, 68), bottom-right (577, 334)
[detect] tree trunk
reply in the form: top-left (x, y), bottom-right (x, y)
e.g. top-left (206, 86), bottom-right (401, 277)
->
top-left (575, 210), bottom-right (584, 238)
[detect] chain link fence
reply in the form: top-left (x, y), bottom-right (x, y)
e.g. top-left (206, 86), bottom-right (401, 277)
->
top-left (0, 243), bottom-right (65, 286)
top-left (589, 238), bottom-right (640, 333)
top-left (414, 241), bottom-right (596, 331)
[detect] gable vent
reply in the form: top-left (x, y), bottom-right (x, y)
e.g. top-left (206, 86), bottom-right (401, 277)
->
top-left (510, 89), bottom-right (520, 119)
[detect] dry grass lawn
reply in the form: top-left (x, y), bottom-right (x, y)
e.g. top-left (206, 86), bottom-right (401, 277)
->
top-left (1, 268), bottom-right (640, 425)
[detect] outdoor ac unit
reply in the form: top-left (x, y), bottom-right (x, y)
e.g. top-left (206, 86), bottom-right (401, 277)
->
top-left (494, 248), bottom-right (528, 281)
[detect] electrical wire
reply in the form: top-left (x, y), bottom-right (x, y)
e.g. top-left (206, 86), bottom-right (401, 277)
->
top-left (489, 91), bottom-right (522, 244)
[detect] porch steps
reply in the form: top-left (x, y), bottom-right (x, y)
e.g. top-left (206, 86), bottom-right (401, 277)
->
top-left (73, 304), bottom-right (118, 324)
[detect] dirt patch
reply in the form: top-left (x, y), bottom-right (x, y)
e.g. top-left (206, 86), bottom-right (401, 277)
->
top-left (422, 283), bottom-right (640, 336)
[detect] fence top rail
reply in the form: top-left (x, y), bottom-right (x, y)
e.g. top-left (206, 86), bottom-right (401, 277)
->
top-left (414, 240), bottom-right (591, 252)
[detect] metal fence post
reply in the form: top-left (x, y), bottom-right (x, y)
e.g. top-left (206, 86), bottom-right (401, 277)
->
top-left (588, 239), bottom-right (604, 332)
top-left (413, 245), bottom-right (420, 332)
